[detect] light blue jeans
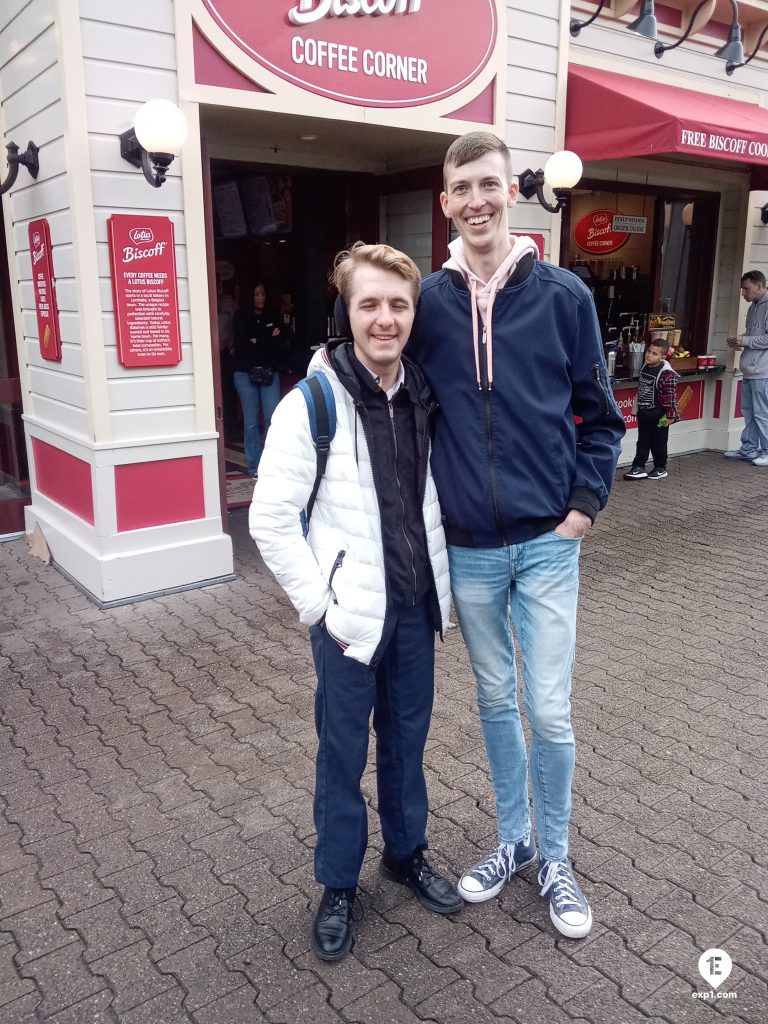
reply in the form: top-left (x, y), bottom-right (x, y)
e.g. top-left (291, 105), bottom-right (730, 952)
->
top-left (738, 377), bottom-right (768, 458)
top-left (233, 371), bottom-right (281, 476)
top-left (449, 532), bottom-right (581, 862)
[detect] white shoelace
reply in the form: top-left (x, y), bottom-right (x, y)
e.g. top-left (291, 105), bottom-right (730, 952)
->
top-left (538, 860), bottom-right (582, 910)
top-left (473, 844), bottom-right (512, 882)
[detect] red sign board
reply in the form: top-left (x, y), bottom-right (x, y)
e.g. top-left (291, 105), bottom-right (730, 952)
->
top-left (614, 379), bottom-right (704, 429)
top-left (573, 209), bottom-right (629, 256)
top-left (107, 215), bottom-right (182, 368)
top-left (201, 0), bottom-right (497, 108)
top-left (29, 219), bottom-right (62, 362)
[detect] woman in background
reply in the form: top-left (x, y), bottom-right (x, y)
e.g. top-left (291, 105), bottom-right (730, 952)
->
top-left (233, 282), bottom-right (286, 479)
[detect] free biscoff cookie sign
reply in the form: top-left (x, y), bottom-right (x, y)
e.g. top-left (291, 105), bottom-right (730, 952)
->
top-left (201, 0), bottom-right (498, 107)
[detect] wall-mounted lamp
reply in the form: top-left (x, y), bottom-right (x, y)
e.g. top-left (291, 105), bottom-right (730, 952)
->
top-left (0, 141), bottom-right (39, 196)
top-left (570, 0), bottom-right (657, 39)
top-left (119, 99), bottom-right (188, 188)
top-left (518, 151), bottom-right (583, 214)
top-left (625, 0), bottom-right (658, 40)
top-left (726, 20), bottom-right (768, 74)
top-left (681, 202), bottom-right (695, 226)
top-left (761, 203), bottom-right (768, 224)
top-left (654, 0), bottom-right (744, 64)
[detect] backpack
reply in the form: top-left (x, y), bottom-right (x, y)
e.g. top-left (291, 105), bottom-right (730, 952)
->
top-left (293, 372), bottom-right (336, 534)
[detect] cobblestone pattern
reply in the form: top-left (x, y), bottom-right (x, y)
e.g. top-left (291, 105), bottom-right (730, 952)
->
top-left (0, 452), bottom-right (766, 1022)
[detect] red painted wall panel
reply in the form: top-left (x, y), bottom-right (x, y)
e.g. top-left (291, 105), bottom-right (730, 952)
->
top-left (115, 457), bottom-right (205, 532)
top-left (735, 379), bottom-right (743, 418)
top-left (32, 438), bottom-right (95, 525)
top-left (713, 379), bottom-right (722, 419)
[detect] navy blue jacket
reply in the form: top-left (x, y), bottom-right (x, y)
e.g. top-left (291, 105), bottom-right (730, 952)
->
top-left (407, 257), bottom-right (625, 547)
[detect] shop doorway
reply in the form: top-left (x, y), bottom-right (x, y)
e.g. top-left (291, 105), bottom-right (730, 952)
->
top-left (0, 201), bottom-right (29, 536)
top-left (205, 157), bottom-right (444, 514)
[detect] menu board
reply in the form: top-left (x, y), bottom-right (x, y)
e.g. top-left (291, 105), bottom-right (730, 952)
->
top-left (213, 181), bottom-right (247, 239)
top-left (29, 219), bottom-right (62, 362)
top-left (107, 215), bottom-right (182, 368)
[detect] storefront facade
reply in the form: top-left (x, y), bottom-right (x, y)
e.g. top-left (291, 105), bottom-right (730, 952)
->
top-left (1, 0), bottom-right (767, 602)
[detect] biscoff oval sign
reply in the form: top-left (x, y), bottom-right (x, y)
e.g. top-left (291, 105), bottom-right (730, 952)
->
top-left (201, 0), bottom-right (498, 108)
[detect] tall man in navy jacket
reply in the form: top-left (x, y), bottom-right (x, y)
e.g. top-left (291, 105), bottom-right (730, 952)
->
top-left (408, 132), bottom-right (625, 939)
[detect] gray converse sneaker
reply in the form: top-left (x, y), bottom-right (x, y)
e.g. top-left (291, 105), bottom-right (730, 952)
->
top-left (457, 833), bottom-right (537, 903)
top-left (538, 858), bottom-right (592, 939)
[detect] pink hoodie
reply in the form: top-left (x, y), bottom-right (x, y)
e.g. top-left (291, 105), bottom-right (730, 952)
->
top-left (443, 234), bottom-right (539, 389)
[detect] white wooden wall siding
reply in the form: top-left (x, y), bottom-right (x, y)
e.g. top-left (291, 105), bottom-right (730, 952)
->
top-left (383, 191), bottom-right (433, 279)
top-left (79, 0), bottom-right (198, 443)
top-left (0, 0), bottom-right (87, 437)
top-left (505, 0), bottom-right (566, 260)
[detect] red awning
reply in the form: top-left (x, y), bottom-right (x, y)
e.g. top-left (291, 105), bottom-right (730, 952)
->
top-left (566, 64), bottom-right (768, 188)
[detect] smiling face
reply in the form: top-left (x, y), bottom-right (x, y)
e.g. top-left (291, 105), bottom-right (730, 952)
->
top-left (347, 264), bottom-right (415, 380)
top-left (441, 151), bottom-right (518, 264)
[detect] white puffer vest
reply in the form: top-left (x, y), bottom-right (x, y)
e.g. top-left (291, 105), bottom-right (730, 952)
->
top-left (249, 352), bottom-right (450, 666)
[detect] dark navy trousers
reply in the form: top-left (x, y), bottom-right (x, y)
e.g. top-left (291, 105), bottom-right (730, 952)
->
top-left (309, 597), bottom-right (435, 889)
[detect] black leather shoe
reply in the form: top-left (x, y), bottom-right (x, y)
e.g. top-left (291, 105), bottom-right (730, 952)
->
top-left (380, 849), bottom-right (463, 914)
top-left (311, 887), bottom-right (355, 961)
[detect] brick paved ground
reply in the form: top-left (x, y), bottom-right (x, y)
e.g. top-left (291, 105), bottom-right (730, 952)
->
top-left (1, 451), bottom-right (766, 1023)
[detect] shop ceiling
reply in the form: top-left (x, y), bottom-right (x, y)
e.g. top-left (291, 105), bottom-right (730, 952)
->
top-left (199, 106), bottom-right (453, 176)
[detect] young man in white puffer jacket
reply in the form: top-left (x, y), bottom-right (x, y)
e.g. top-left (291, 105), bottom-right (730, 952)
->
top-left (250, 243), bottom-right (460, 962)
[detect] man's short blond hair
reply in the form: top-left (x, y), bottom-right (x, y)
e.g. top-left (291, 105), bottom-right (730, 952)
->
top-left (332, 242), bottom-right (421, 306)
top-left (443, 131), bottom-right (513, 187)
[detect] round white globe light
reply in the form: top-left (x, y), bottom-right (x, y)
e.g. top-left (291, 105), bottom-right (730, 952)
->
top-left (134, 99), bottom-right (188, 155)
top-left (681, 202), bottom-right (695, 226)
top-left (544, 150), bottom-right (583, 190)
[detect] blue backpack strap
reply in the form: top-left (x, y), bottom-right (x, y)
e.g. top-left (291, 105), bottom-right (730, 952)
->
top-left (294, 373), bottom-right (336, 531)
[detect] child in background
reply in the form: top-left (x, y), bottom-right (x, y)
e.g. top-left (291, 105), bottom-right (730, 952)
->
top-left (623, 340), bottom-right (679, 480)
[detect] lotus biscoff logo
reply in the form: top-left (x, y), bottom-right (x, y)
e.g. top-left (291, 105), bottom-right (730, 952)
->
top-left (129, 228), bottom-right (154, 243)
top-left (593, 213), bottom-right (609, 227)
top-left (32, 231), bottom-right (41, 247)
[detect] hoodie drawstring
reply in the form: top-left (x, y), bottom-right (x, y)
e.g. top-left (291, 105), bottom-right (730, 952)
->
top-left (484, 279), bottom-right (500, 389)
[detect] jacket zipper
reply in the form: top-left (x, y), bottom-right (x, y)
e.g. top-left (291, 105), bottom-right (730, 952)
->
top-left (328, 549), bottom-right (346, 604)
top-left (389, 401), bottom-right (418, 603)
top-left (418, 404), bottom-right (444, 640)
top-left (593, 362), bottom-right (610, 416)
top-left (353, 402), bottom-right (388, 670)
top-left (480, 324), bottom-right (507, 545)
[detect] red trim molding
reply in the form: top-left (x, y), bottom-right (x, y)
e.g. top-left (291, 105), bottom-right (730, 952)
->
top-left (115, 457), bottom-right (206, 532)
top-left (32, 439), bottom-right (95, 525)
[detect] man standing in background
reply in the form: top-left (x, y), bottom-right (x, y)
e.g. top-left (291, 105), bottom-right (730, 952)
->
top-left (726, 270), bottom-right (768, 466)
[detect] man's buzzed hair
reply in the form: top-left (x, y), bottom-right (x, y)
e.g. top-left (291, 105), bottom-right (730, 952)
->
top-left (741, 270), bottom-right (766, 287)
top-left (443, 132), bottom-right (514, 187)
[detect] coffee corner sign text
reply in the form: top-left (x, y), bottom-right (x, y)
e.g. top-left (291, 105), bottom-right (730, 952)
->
top-left (202, 0), bottom-right (497, 107)
top-left (573, 209), bottom-right (631, 256)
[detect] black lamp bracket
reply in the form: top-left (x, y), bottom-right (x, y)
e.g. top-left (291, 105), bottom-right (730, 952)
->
top-left (570, 0), bottom-right (609, 37)
top-left (518, 168), bottom-right (570, 215)
top-left (727, 19), bottom-right (768, 74)
top-left (119, 127), bottom-right (174, 188)
top-left (0, 141), bottom-right (40, 196)
top-left (761, 203), bottom-right (768, 225)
